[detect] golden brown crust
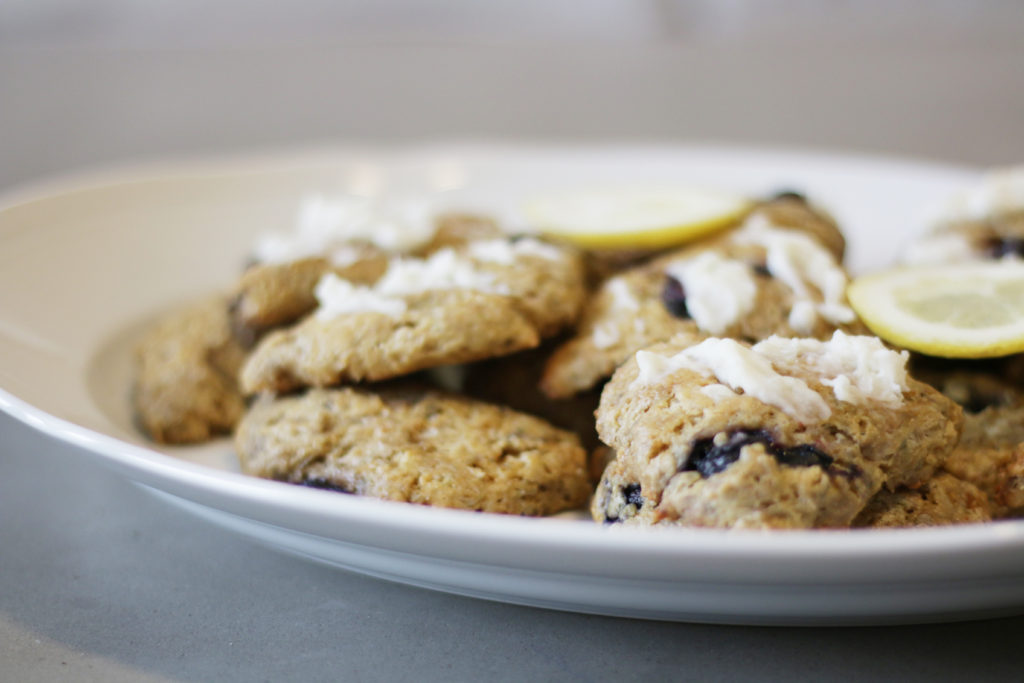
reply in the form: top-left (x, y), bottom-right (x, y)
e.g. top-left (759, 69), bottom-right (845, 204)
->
top-left (235, 387), bottom-right (592, 515)
top-left (852, 472), bottom-right (992, 528)
top-left (909, 357), bottom-right (1024, 518)
top-left (240, 242), bottom-right (586, 393)
top-left (240, 289), bottom-right (543, 392)
top-left (133, 297), bottom-right (248, 444)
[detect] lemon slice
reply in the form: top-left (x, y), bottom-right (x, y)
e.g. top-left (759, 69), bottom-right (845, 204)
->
top-left (523, 185), bottom-right (751, 250)
top-left (847, 261), bottom-right (1024, 358)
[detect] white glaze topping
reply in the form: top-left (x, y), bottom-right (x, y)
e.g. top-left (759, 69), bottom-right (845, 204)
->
top-left (733, 213), bottom-right (855, 334)
top-left (314, 247), bottom-right (507, 319)
top-left (663, 251), bottom-right (758, 335)
top-left (254, 195), bottom-right (437, 264)
top-left (606, 278), bottom-right (640, 311)
top-left (592, 321), bottom-right (620, 349)
top-left (590, 277), bottom-right (641, 348)
top-left (467, 237), bottom-right (563, 265)
top-left (631, 332), bottom-right (908, 423)
top-left (314, 273), bottom-right (406, 318)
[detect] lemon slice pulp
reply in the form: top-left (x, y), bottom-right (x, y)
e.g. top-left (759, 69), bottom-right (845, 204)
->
top-left (523, 185), bottom-right (751, 250)
top-left (847, 261), bottom-right (1024, 358)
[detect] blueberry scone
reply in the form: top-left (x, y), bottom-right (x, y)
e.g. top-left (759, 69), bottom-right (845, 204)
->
top-left (231, 199), bottom-right (503, 338)
top-left (133, 297), bottom-right (248, 444)
top-left (902, 166), bottom-right (1024, 265)
top-left (592, 332), bottom-right (962, 529)
top-left (235, 387), bottom-right (591, 515)
top-left (541, 195), bottom-right (860, 399)
top-left (240, 236), bottom-right (586, 393)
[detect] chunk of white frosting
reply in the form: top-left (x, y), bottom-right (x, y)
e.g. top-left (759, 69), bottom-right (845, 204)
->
top-left (733, 214), bottom-right (855, 334)
top-left (754, 332), bottom-right (909, 408)
top-left (314, 246), bottom-right (508, 319)
top-left (631, 332), bottom-right (908, 423)
top-left (606, 278), bottom-right (640, 311)
top-left (663, 251), bottom-right (758, 335)
top-left (592, 321), bottom-right (620, 349)
top-left (467, 237), bottom-right (563, 265)
top-left (254, 195), bottom-right (437, 264)
top-left (314, 273), bottom-right (406, 318)
top-left (591, 278), bottom-right (641, 348)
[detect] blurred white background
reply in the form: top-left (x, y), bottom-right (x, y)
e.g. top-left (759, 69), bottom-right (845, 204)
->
top-left (1, 0), bottom-right (1023, 188)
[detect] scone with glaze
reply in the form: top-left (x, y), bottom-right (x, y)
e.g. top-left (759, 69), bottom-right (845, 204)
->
top-left (235, 386), bottom-right (592, 515)
top-left (902, 166), bottom-right (1024, 265)
top-left (240, 236), bottom-right (586, 393)
top-left (591, 332), bottom-right (963, 529)
top-left (541, 197), bottom-right (862, 399)
top-left (231, 200), bottom-right (503, 338)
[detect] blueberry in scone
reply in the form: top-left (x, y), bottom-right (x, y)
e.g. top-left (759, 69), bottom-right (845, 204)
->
top-left (133, 296), bottom-right (248, 444)
top-left (239, 236), bottom-right (586, 393)
top-left (234, 386), bottom-right (591, 515)
top-left (541, 196), bottom-right (862, 399)
top-left (591, 332), bottom-right (962, 529)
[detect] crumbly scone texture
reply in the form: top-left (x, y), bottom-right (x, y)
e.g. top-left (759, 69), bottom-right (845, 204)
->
top-left (229, 213), bottom-right (502, 338)
top-left (235, 387), bottom-right (592, 515)
top-left (590, 336), bottom-right (962, 530)
top-left (909, 358), bottom-right (1024, 518)
top-left (541, 205), bottom-right (863, 399)
top-left (852, 472), bottom-right (991, 528)
top-left (240, 242), bottom-right (586, 393)
top-left (133, 297), bottom-right (248, 444)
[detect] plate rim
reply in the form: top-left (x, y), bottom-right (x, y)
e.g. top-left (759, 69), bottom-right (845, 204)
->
top-left (2, 142), bottom-right (1020, 593)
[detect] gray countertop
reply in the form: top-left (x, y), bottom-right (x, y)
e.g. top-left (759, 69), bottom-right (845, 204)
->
top-left (4, 19), bottom-right (1024, 680)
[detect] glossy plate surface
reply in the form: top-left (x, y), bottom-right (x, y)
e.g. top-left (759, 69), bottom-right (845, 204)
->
top-left (2, 143), bottom-right (1020, 625)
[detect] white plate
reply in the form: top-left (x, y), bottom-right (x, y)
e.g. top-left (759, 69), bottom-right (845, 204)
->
top-left (2, 143), bottom-right (1023, 626)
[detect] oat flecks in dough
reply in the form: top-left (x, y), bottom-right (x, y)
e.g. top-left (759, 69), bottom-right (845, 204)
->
top-left (852, 472), bottom-right (991, 528)
top-left (235, 387), bottom-right (592, 515)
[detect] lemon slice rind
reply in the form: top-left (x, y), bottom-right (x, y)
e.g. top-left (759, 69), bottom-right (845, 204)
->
top-left (523, 186), bottom-right (752, 250)
top-left (847, 261), bottom-right (1024, 358)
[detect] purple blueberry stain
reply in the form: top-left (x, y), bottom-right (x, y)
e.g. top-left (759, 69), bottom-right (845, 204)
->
top-left (683, 429), bottom-right (834, 478)
top-left (983, 236), bottom-right (1024, 260)
top-left (661, 275), bottom-right (691, 319)
top-left (296, 478), bottom-right (352, 494)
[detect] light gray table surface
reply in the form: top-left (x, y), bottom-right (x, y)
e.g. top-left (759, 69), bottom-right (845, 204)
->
top-left (4, 17), bottom-right (1024, 681)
